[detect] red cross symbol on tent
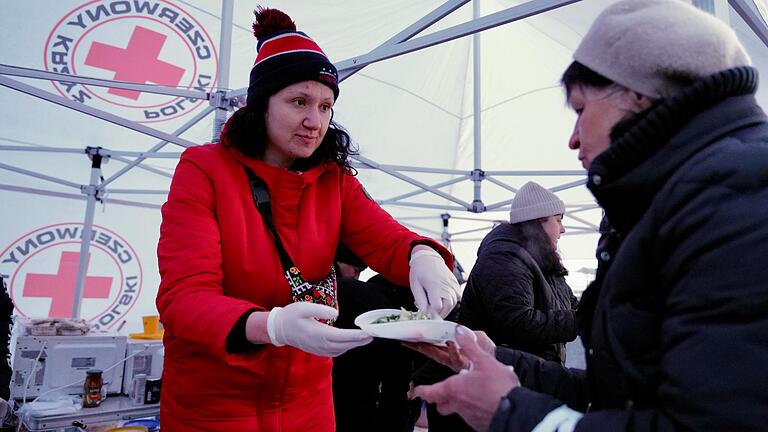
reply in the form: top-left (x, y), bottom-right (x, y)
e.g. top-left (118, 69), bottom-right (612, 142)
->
top-left (23, 251), bottom-right (112, 317)
top-left (84, 25), bottom-right (185, 100)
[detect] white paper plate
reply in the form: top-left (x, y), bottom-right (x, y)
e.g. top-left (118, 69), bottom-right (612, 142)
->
top-left (354, 308), bottom-right (457, 344)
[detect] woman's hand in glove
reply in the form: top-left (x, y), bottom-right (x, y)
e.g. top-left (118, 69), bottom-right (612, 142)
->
top-left (267, 302), bottom-right (373, 357)
top-left (409, 245), bottom-right (460, 318)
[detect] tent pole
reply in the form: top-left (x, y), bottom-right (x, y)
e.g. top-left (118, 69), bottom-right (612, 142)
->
top-left (471, 0), bottom-right (484, 213)
top-left (72, 147), bottom-right (104, 319)
top-left (354, 154), bottom-right (472, 208)
top-left (102, 106), bottom-right (215, 187)
top-left (229, 0), bottom-right (580, 97)
top-left (380, 176), bottom-right (468, 204)
top-left (0, 76), bottom-right (196, 148)
top-left (729, 0), bottom-right (768, 49)
top-left (332, 0), bottom-right (582, 74)
top-left (0, 64), bottom-right (206, 100)
top-left (213, 0), bottom-right (234, 143)
top-left (337, 0), bottom-right (470, 81)
top-left (693, 0), bottom-right (730, 23)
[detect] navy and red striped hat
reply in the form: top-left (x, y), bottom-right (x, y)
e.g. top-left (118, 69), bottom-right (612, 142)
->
top-left (246, 7), bottom-right (339, 106)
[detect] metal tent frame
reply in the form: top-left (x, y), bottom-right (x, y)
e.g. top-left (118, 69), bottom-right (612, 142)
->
top-left (1, 0), bottom-right (765, 317)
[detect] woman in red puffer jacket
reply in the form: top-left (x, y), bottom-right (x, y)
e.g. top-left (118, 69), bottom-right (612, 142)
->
top-left (157, 7), bottom-right (460, 431)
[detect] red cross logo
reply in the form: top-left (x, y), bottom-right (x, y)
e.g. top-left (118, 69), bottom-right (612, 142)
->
top-left (84, 26), bottom-right (185, 100)
top-left (23, 251), bottom-right (112, 317)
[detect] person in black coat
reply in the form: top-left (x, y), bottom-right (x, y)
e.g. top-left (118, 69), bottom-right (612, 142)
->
top-left (411, 1), bottom-right (768, 431)
top-left (332, 244), bottom-right (423, 432)
top-left (421, 182), bottom-right (579, 432)
top-left (0, 276), bottom-right (12, 401)
top-left (460, 181), bottom-right (578, 365)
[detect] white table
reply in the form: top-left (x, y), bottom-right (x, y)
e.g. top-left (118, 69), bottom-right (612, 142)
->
top-left (21, 396), bottom-right (159, 432)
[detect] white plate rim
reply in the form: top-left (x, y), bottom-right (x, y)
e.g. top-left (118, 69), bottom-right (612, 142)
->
top-left (354, 308), bottom-right (457, 344)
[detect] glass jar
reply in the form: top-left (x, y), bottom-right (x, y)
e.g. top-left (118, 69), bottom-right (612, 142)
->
top-left (83, 369), bottom-right (103, 408)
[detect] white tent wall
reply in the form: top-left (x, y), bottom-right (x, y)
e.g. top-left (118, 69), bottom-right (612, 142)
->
top-left (2, 0), bottom-right (768, 334)
top-left (329, 0), bottom-right (604, 280)
top-left (0, 0), bottom-right (225, 333)
top-left (1, 193), bottom-right (161, 330)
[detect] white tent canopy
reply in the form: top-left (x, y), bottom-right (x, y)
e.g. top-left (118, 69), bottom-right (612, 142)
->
top-left (2, 0), bottom-right (768, 332)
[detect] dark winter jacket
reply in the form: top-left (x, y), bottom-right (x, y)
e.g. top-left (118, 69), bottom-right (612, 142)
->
top-left (459, 223), bottom-right (578, 364)
top-left (0, 276), bottom-right (12, 401)
top-left (490, 67), bottom-right (768, 431)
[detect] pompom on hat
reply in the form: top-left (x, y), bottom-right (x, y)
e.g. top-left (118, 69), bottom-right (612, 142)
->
top-left (509, 182), bottom-right (566, 224)
top-left (573, 0), bottom-right (751, 98)
top-left (246, 7), bottom-right (339, 106)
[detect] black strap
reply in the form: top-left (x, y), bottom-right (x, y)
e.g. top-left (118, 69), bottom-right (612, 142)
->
top-left (244, 166), bottom-right (295, 272)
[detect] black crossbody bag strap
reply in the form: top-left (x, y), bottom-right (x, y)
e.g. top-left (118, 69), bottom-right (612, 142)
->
top-left (244, 166), bottom-right (295, 272)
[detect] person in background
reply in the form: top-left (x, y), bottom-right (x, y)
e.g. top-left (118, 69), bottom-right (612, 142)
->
top-left (333, 243), bottom-right (367, 280)
top-left (412, 0), bottom-right (768, 430)
top-left (460, 181), bottom-right (578, 364)
top-left (332, 243), bottom-right (424, 432)
top-left (0, 276), bottom-right (12, 401)
top-left (156, 7), bottom-right (460, 431)
top-left (420, 182), bottom-right (578, 431)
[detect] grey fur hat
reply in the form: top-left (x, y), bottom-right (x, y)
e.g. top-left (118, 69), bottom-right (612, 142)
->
top-left (573, 0), bottom-right (751, 98)
top-left (509, 182), bottom-right (565, 224)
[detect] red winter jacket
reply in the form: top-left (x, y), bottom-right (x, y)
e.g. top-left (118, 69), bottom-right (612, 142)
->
top-left (157, 143), bottom-right (451, 431)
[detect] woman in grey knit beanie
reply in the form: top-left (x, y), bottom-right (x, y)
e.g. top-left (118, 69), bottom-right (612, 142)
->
top-left (458, 180), bottom-right (577, 363)
top-left (413, 1), bottom-right (768, 431)
top-left (418, 182), bottom-right (578, 431)
top-left (508, 181), bottom-right (567, 248)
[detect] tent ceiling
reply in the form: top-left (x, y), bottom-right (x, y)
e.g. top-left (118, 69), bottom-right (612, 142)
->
top-left (2, 0), bottom-right (768, 288)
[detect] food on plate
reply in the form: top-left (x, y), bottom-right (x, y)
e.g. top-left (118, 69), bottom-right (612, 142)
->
top-left (355, 308), bottom-right (455, 344)
top-left (371, 308), bottom-right (428, 324)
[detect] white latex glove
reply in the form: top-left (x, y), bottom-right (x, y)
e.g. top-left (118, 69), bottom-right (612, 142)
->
top-left (409, 247), bottom-right (460, 318)
top-left (267, 302), bottom-right (373, 357)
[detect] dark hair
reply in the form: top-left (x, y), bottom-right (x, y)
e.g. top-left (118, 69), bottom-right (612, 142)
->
top-left (222, 99), bottom-right (357, 174)
top-left (561, 61), bottom-right (665, 144)
top-left (512, 219), bottom-right (567, 276)
top-left (560, 61), bottom-right (614, 99)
